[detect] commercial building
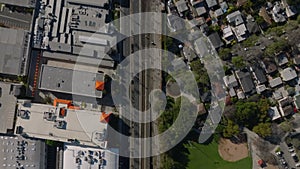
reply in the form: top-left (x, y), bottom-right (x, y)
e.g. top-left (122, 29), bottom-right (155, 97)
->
top-left (59, 144), bottom-right (118, 169)
top-left (39, 65), bottom-right (105, 98)
top-left (0, 134), bottom-right (46, 169)
top-left (15, 100), bottom-right (110, 148)
top-left (0, 82), bottom-right (22, 134)
top-left (0, 27), bottom-right (30, 76)
top-left (33, 0), bottom-right (117, 69)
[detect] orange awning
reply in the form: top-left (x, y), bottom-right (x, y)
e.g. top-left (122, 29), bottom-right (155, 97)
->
top-left (53, 99), bottom-right (72, 107)
top-left (100, 112), bottom-right (111, 123)
top-left (95, 81), bottom-right (105, 91)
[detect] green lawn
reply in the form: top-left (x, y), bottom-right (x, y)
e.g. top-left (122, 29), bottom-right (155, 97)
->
top-left (186, 140), bottom-right (252, 169)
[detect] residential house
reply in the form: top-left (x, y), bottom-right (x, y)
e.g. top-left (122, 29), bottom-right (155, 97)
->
top-left (237, 90), bottom-right (245, 99)
top-left (259, 7), bottom-right (272, 25)
top-left (220, 2), bottom-right (228, 13)
top-left (271, 2), bottom-right (286, 23)
top-left (273, 87), bottom-right (288, 100)
top-left (269, 77), bottom-right (283, 88)
top-left (226, 10), bottom-right (248, 42)
top-left (214, 8), bottom-right (224, 18)
top-left (263, 60), bottom-right (278, 74)
top-left (192, 0), bottom-right (207, 17)
top-left (208, 32), bottom-right (224, 49)
top-left (246, 15), bottom-right (260, 34)
top-left (175, 0), bottom-right (189, 17)
top-left (268, 106), bottom-right (282, 121)
top-left (278, 97), bottom-right (294, 116)
top-left (251, 65), bottom-right (267, 84)
top-left (276, 52), bottom-right (289, 67)
top-left (280, 67), bottom-right (297, 82)
top-left (285, 6), bottom-right (297, 18)
top-left (236, 0), bottom-right (247, 7)
top-left (294, 94), bottom-right (300, 110)
top-left (226, 11), bottom-right (244, 26)
top-left (256, 84), bottom-right (267, 94)
top-left (222, 26), bottom-right (235, 44)
top-left (223, 75), bottom-right (238, 88)
top-left (235, 70), bottom-right (255, 94)
top-left (232, 24), bottom-right (248, 42)
top-left (205, 0), bottom-right (218, 8)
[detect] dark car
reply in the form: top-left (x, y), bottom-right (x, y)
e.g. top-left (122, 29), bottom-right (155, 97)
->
top-left (293, 155), bottom-right (299, 163)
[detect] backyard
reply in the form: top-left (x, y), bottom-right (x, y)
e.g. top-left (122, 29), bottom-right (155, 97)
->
top-left (186, 139), bottom-right (252, 169)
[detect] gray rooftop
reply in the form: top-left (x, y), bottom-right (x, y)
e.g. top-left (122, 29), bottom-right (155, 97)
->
top-left (0, 27), bottom-right (29, 76)
top-left (0, 82), bottom-right (18, 133)
top-left (208, 32), bottom-right (224, 49)
top-left (205, 0), bottom-right (218, 8)
top-left (39, 65), bottom-right (104, 98)
top-left (235, 70), bottom-right (255, 93)
top-left (0, 135), bottom-right (46, 169)
top-left (0, 0), bottom-right (36, 8)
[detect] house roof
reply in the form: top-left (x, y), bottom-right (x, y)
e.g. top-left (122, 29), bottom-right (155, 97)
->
top-left (246, 20), bottom-right (260, 34)
top-left (193, 0), bottom-right (207, 16)
top-left (256, 84), bottom-right (267, 94)
top-left (226, 10), bottom-right (244, 26)
top-left (268, 106), bottom-right (281, 121)
top-left (264, 61), bottom-right (278, 74)
top-left (214, 8), bottom-right (224, 17)
top-left (286, 6), bottom-right (297, 18)
top-left (220, 2), bottom-right (228, 12)
top-left (175, 0), bottom-right (189, 13)
top-left (222, 26), bottom-right (234, 38)
top-left (252, 65), bottom-right (267, 84)
top-left (208, 32), bottom-right (224, 49)
top-left (294, 94), bottom-right (300, 109)
top-left (223, 75), bottom-right (238, 88)
top-left (280, 67), bottom-right (297, 81)
top-left (237, 90), bottom-right (245, 99)
top-left (269, 77), bottom-right (283, 88)
top-left (293, 55), bottom-right (300, 65)
top-left (259, 7), bottom-right (272, 25)
top-left (235, 70), bottom-right (255, 93)
top-left (276, 53), bottom-right (289, 66)
top-left (205, 0), bottom-right (218, 8)
top-left (232, 24), bottom-right (247, 42)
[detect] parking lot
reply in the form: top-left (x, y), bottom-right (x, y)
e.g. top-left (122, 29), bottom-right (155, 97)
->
top-left (276, 141), bottom-right (300, 169)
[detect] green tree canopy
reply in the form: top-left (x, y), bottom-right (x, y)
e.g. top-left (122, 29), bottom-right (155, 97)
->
top-left (253, 123), bottom-right (272, 138)
top-left (232, 56), bottom-right (246, 69)
top-left (223, 119), bottom-right (240, 138)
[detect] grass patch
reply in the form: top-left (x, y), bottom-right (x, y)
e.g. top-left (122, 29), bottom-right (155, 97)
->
top-left (186, 140), bottom-right (252, 169)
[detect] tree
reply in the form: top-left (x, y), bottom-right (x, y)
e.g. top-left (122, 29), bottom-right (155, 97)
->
top-left (257, 98), bottom-right (270, 122)
top-left (253, 123), bottom-right (272, 138)
top-left (223, 119), bottom-right (240, 138)
top-left (232, 56), bottom-right (245, 69)
top-left (235, 101), bottom-right (258, 128)
top-left (265, 39), bottom-right (289, 56)
top-left (298, 15), bottom-right (300, 24)
top-left (218, 48), bottom-right (232, 61)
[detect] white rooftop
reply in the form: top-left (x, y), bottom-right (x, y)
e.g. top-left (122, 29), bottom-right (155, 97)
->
top-left (280, 67), bottom-right (297, 82)
top-left (15, 102), bottom-right (108, 148)
top-left (268, 106), bottom-right (281, 121)
top-left (63, 144), bottom-right (118, 169)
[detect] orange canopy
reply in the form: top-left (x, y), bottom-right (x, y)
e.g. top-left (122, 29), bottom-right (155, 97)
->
top-left (100, 112), bottom-right (111, 123)
top-left (53, 99), bottom-right (72, 107)
top-left (95, 81), bottom-right (105, 91)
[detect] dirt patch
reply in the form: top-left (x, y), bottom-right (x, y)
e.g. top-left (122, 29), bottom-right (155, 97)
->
top-left (218, 138), bottom-right (249, 162)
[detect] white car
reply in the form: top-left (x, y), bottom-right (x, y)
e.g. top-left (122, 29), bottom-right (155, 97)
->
top-left (296, 162), bottom-right (300, 167)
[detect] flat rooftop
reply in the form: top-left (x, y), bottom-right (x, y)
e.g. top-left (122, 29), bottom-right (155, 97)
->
top-left (0, 82), bottom-right (17, 133)
top-left (39, 65), bottom-right (104, 98)
top-left (0, 134), bottom-right (46, 169)
top-left (15, 102), bottom-right (108, 148)
top-left (0, 0), bottom-right (36, 8)
top-left (0, 27), bottom-right (29, 76)
top-left (63, 144), bottom-right (118, 169)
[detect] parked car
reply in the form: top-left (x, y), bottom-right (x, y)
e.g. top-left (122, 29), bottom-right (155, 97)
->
top-left (293, 156), bottom-right (299, 163)
top-left (276, 151), bottom-right (283, 156)
top-left (295, 162), bottom-right (300, 167)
